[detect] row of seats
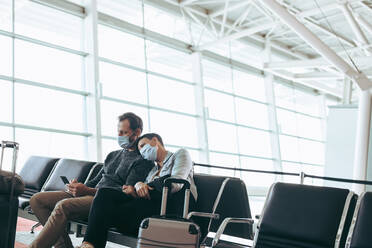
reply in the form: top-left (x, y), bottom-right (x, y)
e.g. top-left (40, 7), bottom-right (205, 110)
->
top-left (17, 156), bottom-right (103, 211)
top-left (17, 156), bottom-right (253, 246)
top-left (17, 156), bottom-right (372, 248)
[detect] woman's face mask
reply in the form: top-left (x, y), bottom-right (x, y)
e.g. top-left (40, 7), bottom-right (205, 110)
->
top-left (140, 143), bottom-right (158, 161)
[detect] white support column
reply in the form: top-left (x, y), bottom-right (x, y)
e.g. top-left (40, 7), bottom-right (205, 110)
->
top-left (260, 0), bottom-right (372, 91)
top-left (343, 77), bottom-right (352, 105)
top-left (264, 40), bottom-right (282, 175)
top-left (318, 94), bottom-right (327, 143)
top-left (353, 89), bottom-right (372, 194)
top-left (83, 0), bottom-right (102, 162)
top-left (192, 52), bottom-right (210, 167)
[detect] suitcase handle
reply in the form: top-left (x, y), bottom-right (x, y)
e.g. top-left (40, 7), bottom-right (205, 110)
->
top-left (163, 178), bottom-right (190, 189)
top-left (161, 178), bottom-right (191, 218)
top-left (0, 141), bottom-right (19, 148)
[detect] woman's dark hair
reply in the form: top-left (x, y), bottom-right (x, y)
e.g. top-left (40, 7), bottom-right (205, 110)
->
top-left (118, 112), bottom-right (143, 132)
top-left (135, 133), bottom-right (164, 154)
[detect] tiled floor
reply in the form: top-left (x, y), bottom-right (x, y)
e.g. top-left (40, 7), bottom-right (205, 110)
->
top-left (15, 217), bottom-right (129, 248)
top-left (15, 197), bottom-right (265, 248)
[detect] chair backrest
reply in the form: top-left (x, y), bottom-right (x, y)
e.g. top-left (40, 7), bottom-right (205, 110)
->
top-left (18, 156), bottom-right (59, 196)
top-left (42, 159), bottom-right (96, 192)
top-left (347, 191), bottom-right (372, 248)
top-left (254, 182), bottom-right (357, 248)
top-left (84, 163), bottom-right (103, 184)
top-left (193, 174), bottom-right (252, 241)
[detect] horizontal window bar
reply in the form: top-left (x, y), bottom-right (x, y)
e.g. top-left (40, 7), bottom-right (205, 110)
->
top-left (204, 86), bottom-right (268, 105)
top-left (281, 159), bottom-right (324, 167)
top-left (276, 105), bottom-right (323, 119)
top-left (0, 30), bottom-right (88, 56)
top-left (0, 75), bottom-right (90, 96)
top-left (0, 121), bottom-right (91, 137)
top-left (101, 136), bottom-right (200, 151)
top-left (209, 149), bottom-right (275, 161)
top-left (31, 0), bottom-right (86, 18)
top-left (99, 57), bottom-right (195, 86)
top-left (98, 12), bottom-right (191, 54)
top-left (279, 132), bottom-right (325, 143)
top-left (101, 96), bottom-right (199, 118)
top-left (207, 118), bottom-right (272, 133)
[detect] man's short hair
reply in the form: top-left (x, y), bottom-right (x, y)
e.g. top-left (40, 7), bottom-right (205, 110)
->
top-left (136, 133), bottom-right (164, 153)
top-left (118, 112), bottom-right (143, 132)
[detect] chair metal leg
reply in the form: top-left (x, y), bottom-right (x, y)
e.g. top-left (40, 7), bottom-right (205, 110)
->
top-left (31, 222), bottom-right (41, 233)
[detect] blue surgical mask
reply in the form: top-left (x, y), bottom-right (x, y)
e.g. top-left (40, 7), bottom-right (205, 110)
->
top-left (140, 144), bottom-right (158, 161)
top-left (117, 135), bottom-right (130, 148)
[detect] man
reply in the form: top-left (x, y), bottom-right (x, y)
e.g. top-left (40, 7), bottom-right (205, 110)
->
top-left (28, 112), bottom-right (153, 248)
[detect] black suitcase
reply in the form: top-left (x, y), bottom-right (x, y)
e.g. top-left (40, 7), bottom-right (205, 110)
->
top-left (137, 178), bottom-right (201, 248)
top-left (0, 141), bottom-right (23, 248)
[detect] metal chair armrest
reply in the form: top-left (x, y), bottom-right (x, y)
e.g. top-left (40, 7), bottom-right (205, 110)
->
top-left (212, 217), bottom-right (254, 247)
top-left (187, 211), bottom-right (220, 220)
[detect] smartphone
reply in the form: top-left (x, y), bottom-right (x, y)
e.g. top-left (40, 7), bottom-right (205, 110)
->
top-left (60, 176), bottom-right (70, 185)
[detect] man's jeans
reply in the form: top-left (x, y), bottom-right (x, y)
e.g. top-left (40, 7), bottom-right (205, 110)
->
top-left (28, 191), bottom-right (93, 248)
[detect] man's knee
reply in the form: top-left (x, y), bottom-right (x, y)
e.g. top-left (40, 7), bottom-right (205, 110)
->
top-left (54, 198), bottom-right (74, 218)
top-left (30, 192), bottom-right (45, 210)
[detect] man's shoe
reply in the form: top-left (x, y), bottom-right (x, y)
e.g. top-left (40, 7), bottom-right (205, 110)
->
top-left (75, 242), bottom-right (94, 248)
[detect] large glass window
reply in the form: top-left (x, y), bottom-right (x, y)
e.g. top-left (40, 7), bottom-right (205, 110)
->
top-left (0, 80), bottom-right (12, 123)
top-left (275, 83), bottom-right (326, 174)
top-left (0, 35), bottom-right (12, 76)
top-left (98, 26), bottom-right (198, 153)
top-left (15, 0), bottom-right (83, 50)
top-left (0, 1), bottom-right (86, 170)
top-left (146, 40), bottom-right (193, 82)
top-left (98, 25), bottom-right (145, 68)
top-left (0, 0), bottom-right (329, 187)
top-left (0, 0), bottom-right (12, 32)
top-left (147, 75), bottom-right (195, 114)
top-left (14, 40), bottom-right (83, 90)
top-left (99, 62), bottom-right (147, 104)
top-left (14, 84), bottom-right (84, 132)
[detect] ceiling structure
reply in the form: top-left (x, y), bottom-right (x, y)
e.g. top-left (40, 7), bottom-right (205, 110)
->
top-left (143, 0), bottom-right (372, 100)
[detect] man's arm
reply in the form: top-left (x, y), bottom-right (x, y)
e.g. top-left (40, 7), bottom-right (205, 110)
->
top-left (125, 159), bottom-right (155, 186)
top-left (85, 150), bottom-right (119, 188)
top-left (85, 167), bottom-right (103, 188)
top-left (67, 181), bottom-right (97, 197)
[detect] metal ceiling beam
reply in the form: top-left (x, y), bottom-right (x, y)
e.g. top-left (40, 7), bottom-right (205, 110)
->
top-left (219, 0), bottom-right (229, 36)
top-left (173, 0), bottom-right (310, 59)
top-left (195, 22), bottom-right (275, 51)
top-left (264, 56), bottom-right (372, 70)
top-left (260, 0), bottom-right (372, 90)
top-left (356, 14), bottom-right (372, 36)
top-left (294, 71), bottom-right (343, 80)
top-left (339, 3), bottom-right (370, 48)
top-left (297, 0), bottom-right (363, 18)
top-left (180, 0), bottom-right (199, 6)
top-left (265, 69), bottom-right (344, 97)
top-left (209, 0), bottom-right (251, 18)
top-left (278, 1), bottom-right (356, 48)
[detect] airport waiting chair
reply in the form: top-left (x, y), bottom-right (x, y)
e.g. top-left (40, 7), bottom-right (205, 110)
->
top-left (83, 162), bottom-right (103, 184)
top-left (42, 158), bottom-right (96, 192)
top-left (253, 182), bottom-right (357, 248)
top-left (346, 191), bottom-right (372, 248)
top-left (194, 174), bottom-right (253, 247)
top-left (17, 156), bottom-right (59, 210)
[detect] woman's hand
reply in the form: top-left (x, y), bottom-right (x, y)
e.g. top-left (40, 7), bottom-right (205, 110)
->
top-left (134, 182), bottom-right (154, 200)
top-left (122, 185), bottom-right (137, 198)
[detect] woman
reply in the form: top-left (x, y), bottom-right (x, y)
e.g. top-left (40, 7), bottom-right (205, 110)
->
top-left (77, 133), bottom-right (197, 248)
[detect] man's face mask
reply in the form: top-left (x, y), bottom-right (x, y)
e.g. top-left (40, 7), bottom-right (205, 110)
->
top-left (117, 135), bottom-right (130, 148)
top-left (140, 143), bottom-right (158, 161)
